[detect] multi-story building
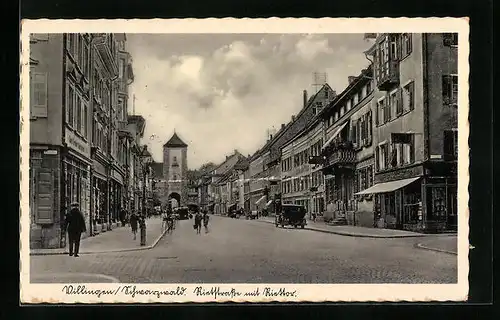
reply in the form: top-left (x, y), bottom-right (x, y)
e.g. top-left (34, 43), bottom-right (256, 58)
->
top-left (162, 132), bottom-right (189, 208)
top-left (29, 33), bottom-right (93, 249)
top-left (281, 118), bottom-right (325, 219)
top-left (126, 115), bottom-right (146, 213)
top-left (355, 33), bottom-right (458, 232)
top-left (207, 150), bottom-right (244, 214)
top-left (267, 85), bottom-right (336, 215)
top-left (28, 33), bottom-right (136, 249)
top-left (318, 66), bottom-right (375, 226)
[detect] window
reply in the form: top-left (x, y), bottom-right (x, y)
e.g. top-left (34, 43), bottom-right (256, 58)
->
top-left (401, 33), bottom-right (412, 57)
top-left (390, 36), bottom-right (398, 60)
top-left (366, 81), bottom-right (372, 94)
top-left (68, 34), bottom-right (76, 57)
top-left (377, 144), bottom-right (389, 170)
top-left (442, 75), bottom-right (458, 106)
top-left (403, 81), bottom-right (415, 112)
top-left (346, 100), bottom-right (352, 111)
top-left (83, 41), bottom-right (90, 79)
top-left (77, 34), bottom-right (84, 69)
top-left (324, 90), bottom-right (329, 100)
top-left (391, 133), bottom-right (415, 166)
top-left (76, 94), bottom-right (82, 133)
top-left (385, 95), bottom-right (392, 123)
top-left (377, 98), bottom-right (385, 125)
top-left (444, 129), bottom-right (458, 160)
top-left (334, 112), bottom-right (339, 122)
top-left (443, 33), bottom-right (458, 47)
top-left (340, 106), bottom-right (345, 117)
top-left (82, 100), bottom-right (88, 138)
top-left (390, 89), bottom-right (402, 117)
top-left (31, 72), bottom-right (48, 118)
top-left (353, 94), bottom-right (359, 106)
top-left (67, 85), bottom-right (75, 126)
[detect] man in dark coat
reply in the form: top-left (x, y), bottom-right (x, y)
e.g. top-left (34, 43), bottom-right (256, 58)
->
top-left (66, 202), bottom-right (86, 257)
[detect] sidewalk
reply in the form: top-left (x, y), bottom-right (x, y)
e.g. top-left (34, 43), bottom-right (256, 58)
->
top-left (256, 216), bottom-right (456, 238)
top-left (31, 217), bottom-right (166, 256)
top-left (416, 236), bottom-right (458, 255)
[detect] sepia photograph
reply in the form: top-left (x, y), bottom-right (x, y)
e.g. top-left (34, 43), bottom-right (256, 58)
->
top-left (20, 18), bottom-right (469, 303)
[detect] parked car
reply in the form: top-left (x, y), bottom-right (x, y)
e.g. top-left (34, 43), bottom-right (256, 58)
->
top-left (275, 204), bottom-right (307, 229)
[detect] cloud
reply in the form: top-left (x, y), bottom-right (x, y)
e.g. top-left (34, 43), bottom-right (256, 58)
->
top-left (127, 34), bottom-right (372, 169)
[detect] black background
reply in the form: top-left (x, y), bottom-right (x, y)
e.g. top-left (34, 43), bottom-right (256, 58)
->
top-left (9, 0), bottom-right (495, 318)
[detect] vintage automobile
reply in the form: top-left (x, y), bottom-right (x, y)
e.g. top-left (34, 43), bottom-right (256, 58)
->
top-left (173, 207), bottom-right (190, 220)
top-left (275, 204), bottom-right (307, 229)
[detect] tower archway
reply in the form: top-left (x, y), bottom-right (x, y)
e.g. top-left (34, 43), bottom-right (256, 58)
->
top-left (168, 192), bottom-right (181, 209)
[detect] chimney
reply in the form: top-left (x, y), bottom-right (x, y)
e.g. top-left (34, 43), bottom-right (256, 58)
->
top-left (291, 115), bottom-right (296, 122)
top-left (281, 123), bottom-right (285, 129)
top-left (303, 90), bottom-right (308, 108)
top-left (331, 90), bottom-right (337, 98)
top-left (348, 76), bottom-right (357, 84)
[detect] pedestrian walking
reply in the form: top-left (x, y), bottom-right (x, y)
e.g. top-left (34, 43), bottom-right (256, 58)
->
top-left (130, 212), bottom-right (139, 240)
top-left (65, 202), bottom-right (86, 257)
top-left (119, 207), bottom-right (127, 227)
top-left (312, 212), bottom-right (317, 222)
top-left (194, 210), bottom-right (203, 234)
top-left (203, 210), bottom-right (210, 233)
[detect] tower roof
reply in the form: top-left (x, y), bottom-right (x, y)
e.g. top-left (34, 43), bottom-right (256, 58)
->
top-left (163, 132), bottom-right (188, 148)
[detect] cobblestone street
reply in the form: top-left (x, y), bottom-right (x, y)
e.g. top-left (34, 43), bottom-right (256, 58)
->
top-left (30, 215), bottom-right (458, 284)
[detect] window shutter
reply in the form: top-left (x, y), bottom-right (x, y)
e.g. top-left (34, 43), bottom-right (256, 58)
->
top-left (35, 168), bottom-right (54, 224)
top-left (443, 130), bottom-right (454, 161)
top-left (32, 72), bottom-right (48, 118)
top-left (351, 121), bottom-right (358, 147)
top-left (356, 119), bottom-right (361, 147)
top-left (367, 110), bottom-right (373, 145)
top-left (410, 134), bottom-right (415, 163)
top-left (354, 171), bottom-right (359, 193)
top-left (375, 146), bottom-right (379, 171)
top-left (442, 75), bottom-right (451, 105)
top-left (396, 88), bottom-right (403, 115)
top-left (375, 103), bottom-right (379, 126)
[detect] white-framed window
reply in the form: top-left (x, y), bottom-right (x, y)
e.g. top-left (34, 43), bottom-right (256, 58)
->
top-left (376, 143), bottom-right (389, 171)
top-left (442, 75), bottom-right (458, 106)
top-left (377, 98), bottom-right (385, 125)
top-left (390, 89), bottom-right (401, 117)
top-left (346, 100), bottom-right (352, 111)
top-left (402, 33), bottom-right (413, 57)
top-left (403, 81), bottom-right (415, 112)
top-left (31, 72), bottom-right (48, 118)
top-left (444, 129), bottom-right (459, 160)
top-left (66, 84), bottom-right (75, 127)
top-left (334, 112), bottom-right (339, 122)
top-left (340, 106), bottom-right (345, 117)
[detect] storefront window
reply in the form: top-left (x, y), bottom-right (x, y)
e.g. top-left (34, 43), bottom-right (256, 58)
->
top-left (427, 186), bottom-right (447, 221)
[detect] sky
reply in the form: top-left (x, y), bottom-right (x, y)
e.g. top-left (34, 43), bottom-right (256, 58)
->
top-left (126, 33), bottom-right (374, 169)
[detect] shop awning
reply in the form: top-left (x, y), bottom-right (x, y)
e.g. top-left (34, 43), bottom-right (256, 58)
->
top-left (265, 200), bottom-right (273, 207)
top-left (255, 195), bottom-right (266, 205)
top-left (322, 122), bottom-right (349, 151)
top-left (355, 177), bottom-right (420, 195)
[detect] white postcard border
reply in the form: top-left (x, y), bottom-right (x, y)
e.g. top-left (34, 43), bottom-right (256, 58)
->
top-left (19, 17), bottom-right (470, 303)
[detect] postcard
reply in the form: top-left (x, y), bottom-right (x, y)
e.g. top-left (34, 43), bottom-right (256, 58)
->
top-left (20, 17), bottom-right (469, 303)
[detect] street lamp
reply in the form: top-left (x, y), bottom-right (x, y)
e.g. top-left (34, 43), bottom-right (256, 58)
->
top-left (139, 145), bottom-right (153, 246)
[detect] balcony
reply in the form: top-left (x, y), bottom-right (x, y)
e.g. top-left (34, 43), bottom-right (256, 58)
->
top-left (376, 59), bottom-right (399, 91)
top-left (321, 147), bottom-right (356, 174)
top-left (94, 34), bottom-right (119, 78)
top-left (117, 120), bottom-right (133, 141)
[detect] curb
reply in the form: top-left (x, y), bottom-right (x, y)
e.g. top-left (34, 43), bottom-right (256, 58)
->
top-left (30, 226), bottom-right (169, 256)
top-left (416, 243), bottom-right (458, 255)
top-left (255, 218), bottom-right (448, 239)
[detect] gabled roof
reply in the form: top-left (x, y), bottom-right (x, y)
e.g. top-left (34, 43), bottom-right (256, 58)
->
top-left (163, 132), bottom-right (188, 148)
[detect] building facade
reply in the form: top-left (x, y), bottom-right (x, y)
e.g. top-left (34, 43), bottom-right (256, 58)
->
top-left (319, 66), bottom-right (375, 226)
top-left (28, 33), bottom-right (148, 249)
top-left (281, 119), bottom-right (325, 219)
top-left (356, 33), bottom-right (458, 232)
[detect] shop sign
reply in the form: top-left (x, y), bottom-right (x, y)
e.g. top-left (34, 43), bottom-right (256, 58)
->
top-left (65, 129), bottom-right (90, 159)
top-left (374, 165), bottom-right (423, 184)
top-left (43, 150), bottom-right (58, 155)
